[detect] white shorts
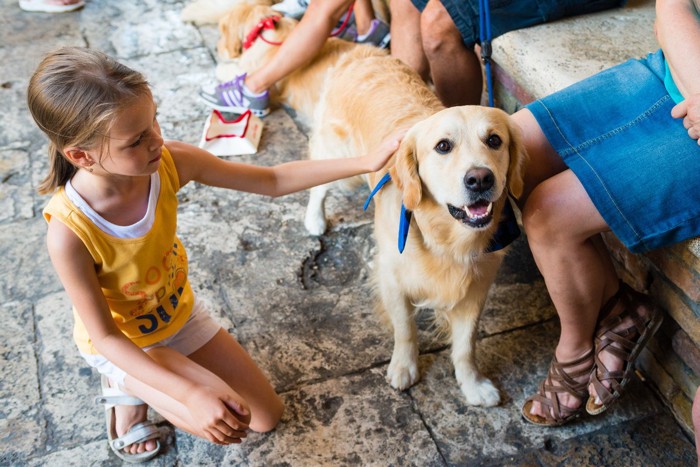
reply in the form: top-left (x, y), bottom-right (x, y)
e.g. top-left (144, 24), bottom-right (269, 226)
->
top-left (81, 298), bottom-right (221, 387)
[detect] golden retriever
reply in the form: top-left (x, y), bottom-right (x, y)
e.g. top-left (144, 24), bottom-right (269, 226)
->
top-left (304, 51), bottom-right (527, 405)
top-left (216, 3), bottom-right (527, 405)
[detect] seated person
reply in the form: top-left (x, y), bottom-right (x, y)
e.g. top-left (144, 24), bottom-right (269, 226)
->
top-left (390, 0), bottom-right (625, 106)
top-left (510, 0), bottom-right (700, 441)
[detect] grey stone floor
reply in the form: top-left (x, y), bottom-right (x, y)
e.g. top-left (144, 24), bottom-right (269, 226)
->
top-left (0, 0), bottom-right (696, 465)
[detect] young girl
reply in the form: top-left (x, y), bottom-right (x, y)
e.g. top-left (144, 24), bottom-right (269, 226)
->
top-left (30, 46), bottom-right (402, 463)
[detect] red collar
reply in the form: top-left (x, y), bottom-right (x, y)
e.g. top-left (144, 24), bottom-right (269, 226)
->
top-left (243, 16), bottom-right (283, 50)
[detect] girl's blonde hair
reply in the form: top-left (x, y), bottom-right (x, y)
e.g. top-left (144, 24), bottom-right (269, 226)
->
top-left (28, 47), bottom-right (151, 194)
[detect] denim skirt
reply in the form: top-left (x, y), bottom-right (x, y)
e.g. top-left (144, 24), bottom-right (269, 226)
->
top-left (526, 49), bottom-right (700, 253)
top-left (410, 0), bottom-right (625, 46)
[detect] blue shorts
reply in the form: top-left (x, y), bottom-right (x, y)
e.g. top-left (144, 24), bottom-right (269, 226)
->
top-left (410, 0), bottom-right (625, 46)
top-left (526, 49), bottom-right (700, 253)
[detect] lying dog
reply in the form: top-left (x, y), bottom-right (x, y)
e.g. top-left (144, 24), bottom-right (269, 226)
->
top-left (215, 3), bottom-right (387, 123)
top-left (305, 52), bottom-right (527, 405)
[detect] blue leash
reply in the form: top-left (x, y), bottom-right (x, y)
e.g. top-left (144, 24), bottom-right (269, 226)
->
top-left (479, 0), bottom-right (494, 107)
top-left (364, 172), bottom-right (412, 253)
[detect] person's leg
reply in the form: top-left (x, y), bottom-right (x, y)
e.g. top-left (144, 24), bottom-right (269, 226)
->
top-left (186, 328), bottom-right (283, 433)
top-left (522, 168), bottom-right (620, 419)
top-left (512, 109), bottom-right (618, 419)
top-left (389, 0), bottom-right (430, 81)
top-left (352, 0), bottom-right (374, 35)
top-left (245, 0), bottom-right (354, 93)
top-left (122, 345), bottom-right (251, 442)
top-left (420, 0), bottom-right (481, 106)
top-left (121, 329), bottom-right (282, 441)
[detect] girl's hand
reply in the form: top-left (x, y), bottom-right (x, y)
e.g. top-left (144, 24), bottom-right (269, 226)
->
top-left (363, 128), bottom-right (407, 172)
top-left (671, 94), bottom-right (700, 144)
top-left (186, 386), bottom-right (251, 445)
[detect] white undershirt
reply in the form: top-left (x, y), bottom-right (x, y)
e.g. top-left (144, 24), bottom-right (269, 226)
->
top-left (65, 173), bottom-right (160, 239)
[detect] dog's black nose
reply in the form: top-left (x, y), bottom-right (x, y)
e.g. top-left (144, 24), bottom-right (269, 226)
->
top-left (464, 168), bottom-right (494, 193)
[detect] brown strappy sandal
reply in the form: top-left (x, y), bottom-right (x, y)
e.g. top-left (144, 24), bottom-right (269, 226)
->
top-left (521, 349), bottom-right (595, 426)
top-left (586, 282), bottom-right (663, 416)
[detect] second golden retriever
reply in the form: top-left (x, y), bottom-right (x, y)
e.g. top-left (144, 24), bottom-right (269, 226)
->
top-left (215, 3), bottom-right (386, 123)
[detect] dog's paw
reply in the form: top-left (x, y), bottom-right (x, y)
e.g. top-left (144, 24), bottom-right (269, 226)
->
top-left (304, 210), bottom-right (327, 236)
top-left (387, 357), bottom-right (420, 390)
top-left (460, 377), bottom-right (501, 407)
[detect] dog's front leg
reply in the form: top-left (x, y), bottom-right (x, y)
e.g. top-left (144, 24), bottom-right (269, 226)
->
top-left (449, 301), bottom-right (500, 407)
top-left (380, 278), bottom-right (420, 390)
top-left (304, 183), bottom-right (330, 235)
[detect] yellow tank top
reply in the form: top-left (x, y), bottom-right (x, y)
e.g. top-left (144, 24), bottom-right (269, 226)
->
top-left (43, 146), bottom-right (194, 354)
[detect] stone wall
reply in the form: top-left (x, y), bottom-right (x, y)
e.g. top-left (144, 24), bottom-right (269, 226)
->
top-left (489, 0), bottom-right (700, 436)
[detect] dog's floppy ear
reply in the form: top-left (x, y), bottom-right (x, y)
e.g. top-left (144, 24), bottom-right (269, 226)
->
top-left (506, 118), bottom-right (528, 200)
top-left (389, 130), bottom-right (422, 210)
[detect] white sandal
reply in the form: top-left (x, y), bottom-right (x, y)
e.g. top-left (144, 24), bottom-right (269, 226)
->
top-left (18, 0), bottom-right (85, 13)
top-left (94, 376), bottom-right (161, 463)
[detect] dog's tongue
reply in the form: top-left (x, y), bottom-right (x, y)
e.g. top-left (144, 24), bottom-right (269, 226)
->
top-left (466, 201), bottom-right (491, 218)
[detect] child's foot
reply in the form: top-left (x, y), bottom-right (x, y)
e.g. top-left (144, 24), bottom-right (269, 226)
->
top-left (113, 402), bottom-right (158, 455)
top-left (18, 0), bottom-right (84, 12)
top-left (199, 74), bottom-right (271, 117)
top-left (355, 19), bottom-right (391, 49)
top-left (96, 376), bottom-right (161, 462)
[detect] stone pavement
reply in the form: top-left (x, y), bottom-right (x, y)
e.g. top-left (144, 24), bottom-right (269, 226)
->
top-left (0, 0), bottom-right (696, 465)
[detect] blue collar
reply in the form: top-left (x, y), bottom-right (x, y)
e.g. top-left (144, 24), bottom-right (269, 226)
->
top-left (363, 172), bottom-right (520, 254)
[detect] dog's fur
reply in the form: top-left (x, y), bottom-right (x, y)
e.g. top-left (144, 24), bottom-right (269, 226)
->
top-left (215, 3), bottom-right (386, 123)
top-left (218, 4), bottom-right (527, 405)
top-left (182, 0), bottom-right (390, 26)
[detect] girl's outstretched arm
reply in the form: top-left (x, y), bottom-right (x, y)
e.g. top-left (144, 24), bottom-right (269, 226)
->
top-left (169, 129), bottom-right (405, 195)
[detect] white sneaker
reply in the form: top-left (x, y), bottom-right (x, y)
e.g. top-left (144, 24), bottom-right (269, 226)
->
top-left (271, 0), bottom-right (309, 19)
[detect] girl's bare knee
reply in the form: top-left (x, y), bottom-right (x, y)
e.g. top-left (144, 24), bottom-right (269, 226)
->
top-left (250, 397), bottom-right (284, 433)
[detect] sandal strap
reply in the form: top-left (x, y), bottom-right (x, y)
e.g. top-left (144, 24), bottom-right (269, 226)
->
top-left (590, 283), bottom-right (663, 408)
top-left (110, 420), bottom-right (160, 450)
top-left (96, 375), bottom-right (145, 408)
top-left (95, 393), bottom-right (145, 408)
top-left (524, 350), bottom-right (594, 424)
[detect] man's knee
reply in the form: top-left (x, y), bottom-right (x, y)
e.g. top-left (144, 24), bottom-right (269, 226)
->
top-left (420, 0), bottom-right (462, 54)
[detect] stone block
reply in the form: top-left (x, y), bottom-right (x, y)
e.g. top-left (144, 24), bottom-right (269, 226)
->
top-left (646, 249), bottom-right (700, 303)
top-left (651, 279), bottom-right (700, 346)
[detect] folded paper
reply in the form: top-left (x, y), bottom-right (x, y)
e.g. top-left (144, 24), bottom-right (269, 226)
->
top-left (199, 109), bottom-right (263, 156)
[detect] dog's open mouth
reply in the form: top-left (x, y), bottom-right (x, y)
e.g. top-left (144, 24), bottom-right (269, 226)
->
top-left (448, 201), bottom-right (494, 228)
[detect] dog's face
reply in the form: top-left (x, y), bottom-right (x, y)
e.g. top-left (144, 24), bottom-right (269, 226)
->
top-left (390, 106), bottom-right (526, 230)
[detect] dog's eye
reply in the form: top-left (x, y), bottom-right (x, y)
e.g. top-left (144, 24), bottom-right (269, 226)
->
top-left (434, 139), bottom-right (453, 154)
top-left (486, 134), bottom-right (502, 149)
